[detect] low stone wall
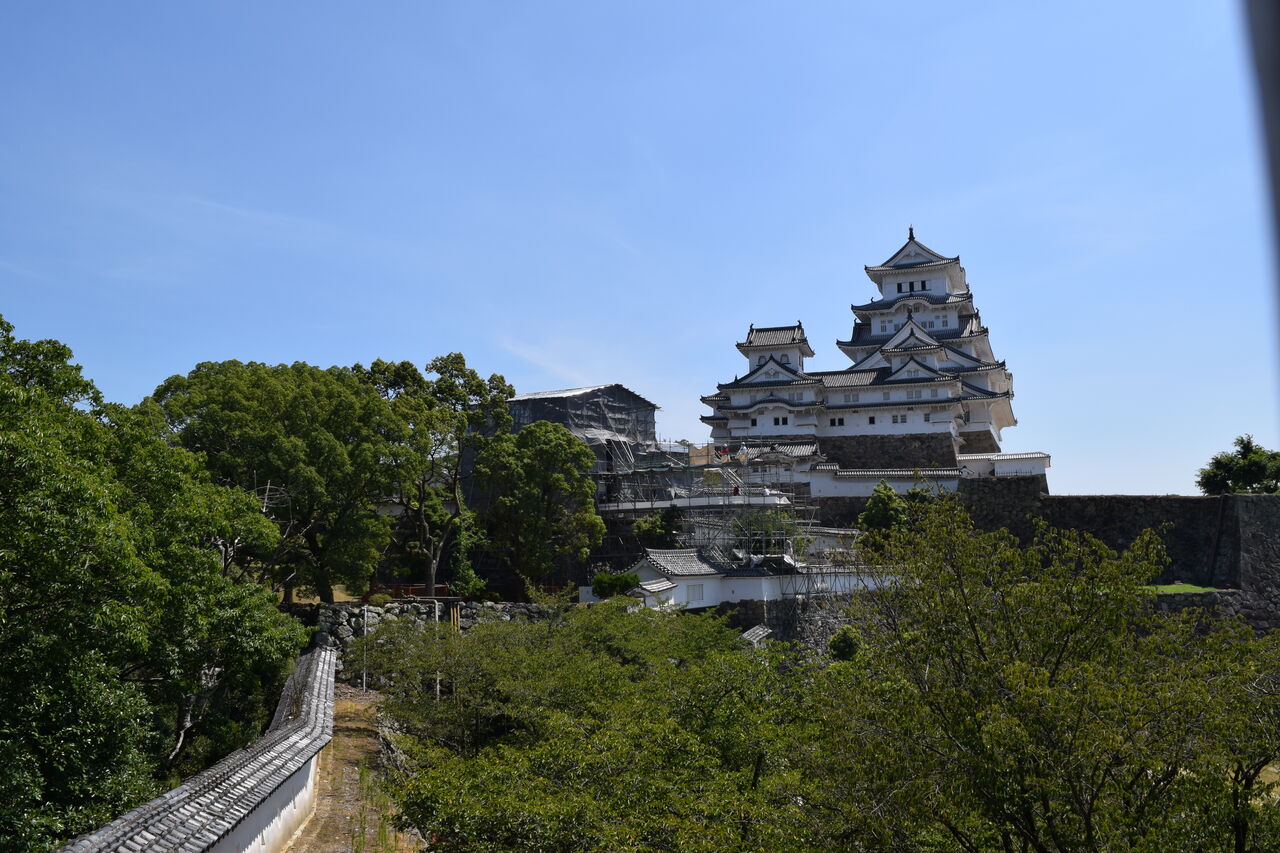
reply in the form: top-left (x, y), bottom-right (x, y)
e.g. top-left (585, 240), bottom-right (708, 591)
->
top-left (719, 594), bottom-right (861, 652)
top-left (306, 601), bottom-right (558, 682)
top-left (58, 646), bottom-right (336, 853)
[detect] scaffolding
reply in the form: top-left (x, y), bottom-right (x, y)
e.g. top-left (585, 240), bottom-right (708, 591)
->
top-left (597, 438), bottom-right (856, 601)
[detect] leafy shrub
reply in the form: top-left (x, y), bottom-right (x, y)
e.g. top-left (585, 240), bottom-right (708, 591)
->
top-left (591, 572), bottom-right (639, 599)
top-left (828, 624), bottom-right (860, 661)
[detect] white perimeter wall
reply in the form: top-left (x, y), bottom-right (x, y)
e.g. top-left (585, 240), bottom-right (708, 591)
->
top-left (207, 746), bottom-right (324, 853)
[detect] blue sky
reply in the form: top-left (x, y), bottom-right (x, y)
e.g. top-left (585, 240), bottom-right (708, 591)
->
top-left (2, 1), bottom-right (1275, 495)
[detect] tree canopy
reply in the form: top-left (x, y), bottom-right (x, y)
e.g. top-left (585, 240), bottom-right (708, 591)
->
top-left (354, 354), bottom-right (513, 597)
top-left (1197, 434), bottom-right (1280, 495)
top-left (362, 495), bottom-right (1280, 853)
top-left (632, 504), bottom-right (683, 549)
top-left (356, 601), bottom-right (815, 851)
top-left (0, 317), bottom-right (304, 851)
top-left (477, 419), bottom-right (605, 583)
top-left (151, 360), bottom-right (400, 602)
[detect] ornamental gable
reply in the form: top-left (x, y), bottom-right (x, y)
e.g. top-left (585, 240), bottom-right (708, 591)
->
top-left (880, 238), bottom-right (950, 268)
top-left (733, 356), bottom-right (811, 385)
top-left (885, 358), bottom-right (945, 383)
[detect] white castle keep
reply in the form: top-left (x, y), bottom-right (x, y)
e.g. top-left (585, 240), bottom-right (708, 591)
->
top-left (700, 230), bottom-right (1050, 497)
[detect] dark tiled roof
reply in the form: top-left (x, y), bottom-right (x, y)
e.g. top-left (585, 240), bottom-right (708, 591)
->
top-left (718, 356), bottom-right (817, 390)
top-left (509, 383), bottom-right (661, 410)
top-left (838, 321), bottom-right (985, 349)
top-left (634, 548), bottom-right (726, 577)
top-left (739, 323), bottom-right (809, 348)
top-left (815, 370), bottom-right (883, 388)
top-left (864, 257), bottom-right (958, 273)
top-left (59, 647), bottom-right (336, 853)
top-left (717, 375), bottom-right (820, 391)
top-left (714, 395), bottom-right (821, 412)
top-left (850, 291), bottom-right (972, 313)
top-left (832, 467), bottom-right (962, 478)
top-left (633, 578), bottom-right (676, 593)
top-left (957, 452), bottom-right (1050, 461)
top-left (824, 397), bottom-right (963, 411)
top-left (723, 563), bottom-right (772, 577)
top-left (740, 441), bottom-right (820, 459)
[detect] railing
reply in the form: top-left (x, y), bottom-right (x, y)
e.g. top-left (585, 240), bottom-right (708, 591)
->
top-left (58, 645), bottom-right (336, 853)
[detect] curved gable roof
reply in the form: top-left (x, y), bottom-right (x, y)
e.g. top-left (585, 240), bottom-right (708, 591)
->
top-left (865, 228), bottom-right (959, 271)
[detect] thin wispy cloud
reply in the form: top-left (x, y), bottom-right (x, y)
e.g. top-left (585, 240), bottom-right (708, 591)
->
top-left (500, 337), bottom-right (594, 387)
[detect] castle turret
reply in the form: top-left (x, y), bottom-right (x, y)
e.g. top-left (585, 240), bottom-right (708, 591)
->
top-left (699, 230), bottom-right (1047, 491)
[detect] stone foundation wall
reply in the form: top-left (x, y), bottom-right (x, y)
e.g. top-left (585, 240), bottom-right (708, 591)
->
top-left (819, 433), bottom-right (958, 469)
top-left (957, 429), bottom-right (1001, 454)
top-left (295, 601), bottom-right (558, 683)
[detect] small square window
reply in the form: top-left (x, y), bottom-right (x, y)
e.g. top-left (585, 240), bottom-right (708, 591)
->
top-left (923, 412), bottom-right (931, 422)
top-left (837, 417), bottom-right (845, 426)
top-left (773, 417), bottom-right (780, 426)
top-left (882, 391), bottom-right (890, 401)
top-left (897, 283), bottom-right (904, 293)
top-left (750, 417), bottom-right (757, 426)
top-left (781, 416), bottom-right (788, 425)
top-left (829, 418), bottom-right (836, 427)
top-left (868, 416), bottom-right (876, 425)
top-left (921, 280), bottom-right (929, 290)
top-left (930, 389), bottom-right (938, 398)
top-left (758, 355), bottom-right (766, 365)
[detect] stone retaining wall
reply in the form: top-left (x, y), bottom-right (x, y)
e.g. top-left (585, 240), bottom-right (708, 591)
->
top-left (297, 601), bottom-right (558, 683)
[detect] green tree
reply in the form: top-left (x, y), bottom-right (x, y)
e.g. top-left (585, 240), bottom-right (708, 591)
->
top-left (591, 571), bottom-right (639, 598)
top-left (1197, 434), bottom-right (1280, 495)
top-left (0, 317), bottom-right (305, 850)
top-left (632, 503), bottom-right (683, 549)
top-left (731, 507), bottom-right (810, 555)
top-left (356, 601), bottom-right (818, 852)
top-left (857, 478), bottom-right (908, 533)
top-left (356, 354), bottom-right (513, 596)
top-left (151, 360), bottom-right (398, 602)
top-left (477, 420), bottom-right (605, 583)
top-left (805, 497), bottom-right (1280, 852)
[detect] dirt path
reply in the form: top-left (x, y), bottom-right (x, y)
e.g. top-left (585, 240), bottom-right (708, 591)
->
top-left (284, 685), bottom-right (421, 853)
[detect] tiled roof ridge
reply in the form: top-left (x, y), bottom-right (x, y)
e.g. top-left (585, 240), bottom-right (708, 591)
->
top-left (865, 232), bottom-right (960, 271)
top-left (58, 646), bottom-right (336, 853)
top-left (510, 384), bottom-right (662, 410)
top-left (850, 291), bottom-right (973, 313)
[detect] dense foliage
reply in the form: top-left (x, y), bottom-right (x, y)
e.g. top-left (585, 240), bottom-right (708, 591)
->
top-left (1197, 434), bottom-right (1280, 495)
top-left (151, 360), bottom-right (401, 602)
top-left (0, 317), bottom-right (305, 851)
top-left (356, 600), bottom-right (816, 851)
top-left (355, 355), bottom-right (513, 598)
top-left (631, 504), bottom-right (683, 549)
top-left (154, 355), bottom-right (603, 598)
top-left (590, 571), bottom-right (639, 598)
top-left (366, 498), bottom-right (1280, 853)
top-left (477, 420), bottom-right (605, 582)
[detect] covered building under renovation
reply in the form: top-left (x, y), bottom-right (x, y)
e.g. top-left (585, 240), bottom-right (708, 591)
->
top-left (507, 384), bottom-right (685, 497)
